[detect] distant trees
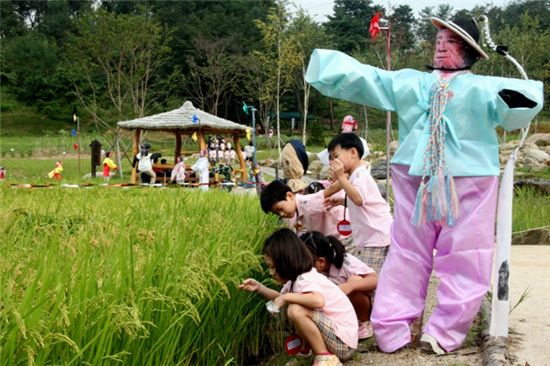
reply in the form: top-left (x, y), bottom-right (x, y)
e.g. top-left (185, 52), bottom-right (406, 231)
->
top-left (65, 10), bottom-right (170, 128)
top-left (254, 0), bottom-right (301, 153)
top-left (0, 0), bottom-right (548, 132)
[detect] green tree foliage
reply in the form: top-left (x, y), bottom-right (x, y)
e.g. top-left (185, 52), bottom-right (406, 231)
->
top-left (254, 0), bottom-right (301, 153)
top-left (1, 0), bottom-right (549, 130)
top-left (389, 5), bottom-right (416, 51)
top-left (287, 8), bottom-right (331, 143)
top-left (184, 36), bottom-right (240, 115)
top-left (325, 0), bottom-right (385, 54)
top-left (65, 10), bottom-right (170, 128)
top-left (2, 33), bottom-right (60, 102)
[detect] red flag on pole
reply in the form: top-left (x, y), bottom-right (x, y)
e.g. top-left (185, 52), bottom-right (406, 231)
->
top-left (369, 12), bottom-right (381, 39)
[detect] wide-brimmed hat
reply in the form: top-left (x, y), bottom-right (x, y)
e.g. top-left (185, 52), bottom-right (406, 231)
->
top-left (431, 17), bottom-right (489, 60)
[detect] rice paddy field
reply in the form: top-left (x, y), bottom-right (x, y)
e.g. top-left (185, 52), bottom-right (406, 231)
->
top-left (0, 187), bottom-right (281, 365)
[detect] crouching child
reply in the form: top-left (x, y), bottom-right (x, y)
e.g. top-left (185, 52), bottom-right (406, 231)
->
top-left (239, 228), bottom-right (357, 366)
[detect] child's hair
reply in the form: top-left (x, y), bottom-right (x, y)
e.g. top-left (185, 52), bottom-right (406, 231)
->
top-left (263, 228), bottom-right (315, 282)
top-left (260, 179), bottom-right (292, 213)
top-left (300, 231), bottom-right (346, 269)
top-left (327, 133), bottom-right (364, 158)
top-left (304, 181), bottom-right (325, 195)
top-left (105, 151), bottom-right (111, 158)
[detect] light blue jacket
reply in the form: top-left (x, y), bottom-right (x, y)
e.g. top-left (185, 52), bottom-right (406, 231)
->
top-left (306, 49), bottom-right (544, 176)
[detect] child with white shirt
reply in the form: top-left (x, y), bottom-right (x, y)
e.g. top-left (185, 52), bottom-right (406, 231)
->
top-left (325, 133), bottom-right (393, 273)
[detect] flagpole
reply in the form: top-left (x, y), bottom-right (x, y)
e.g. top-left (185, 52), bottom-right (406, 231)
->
top-left (77, 116), bottom-right (81, 178)
top-left (380, 22), bottom-right (392, 200)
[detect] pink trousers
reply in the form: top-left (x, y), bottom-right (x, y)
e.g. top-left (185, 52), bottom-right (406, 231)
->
top-left (371, 164), bottom-right (499, 352)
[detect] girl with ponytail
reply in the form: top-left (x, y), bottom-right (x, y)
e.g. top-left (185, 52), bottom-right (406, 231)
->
top-left (300, 231), bottom-right (378, 340)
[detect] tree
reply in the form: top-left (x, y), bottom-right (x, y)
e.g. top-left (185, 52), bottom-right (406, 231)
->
top-left (65, 10), bottom-right (170, 128)
top-left (184, 36), bottom-right (239, 116)
top-left (287, 8), bottom-right (331, 144)
top-left (389, 5), bottom-right (416, 51)
top-left (324, 0), bottom-right (384, 54)
top-left (254, 0), bottom-right (301, 155)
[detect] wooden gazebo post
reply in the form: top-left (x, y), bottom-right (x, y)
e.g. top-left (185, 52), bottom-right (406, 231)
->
top-left (174, 131), bottom-right (182, 163)
top-left (131, 128), bottom-right (141, 184)
top-left (198, 131), bottom-right (206, 152)
top-left (233, 135), bottom-right (248, 182)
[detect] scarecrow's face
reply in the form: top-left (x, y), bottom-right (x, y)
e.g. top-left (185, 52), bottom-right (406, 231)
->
top-left (433, 29), bottom-right (466, 69)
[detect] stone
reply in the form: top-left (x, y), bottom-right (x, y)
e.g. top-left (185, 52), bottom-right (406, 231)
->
top-left (514, 178), bottom-right (550, 194)
top-left (512, 227), bottom-right (550, 245)
top-left (522, 148), bottom-right (549, 164)
top-left (388, 140), bottom-right (400, 155)
top-left (318, 165), bottom-right (331, 180)
top-left (308, 160), bottom-right (324, 177)
top-left (525, 133), bottom-right (550, 147)
top-left (370, 159), bottom-right (389, 180)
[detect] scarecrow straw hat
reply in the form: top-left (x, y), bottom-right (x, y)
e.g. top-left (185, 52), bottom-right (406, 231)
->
top-left (431, 17), bottom-right (489, 60)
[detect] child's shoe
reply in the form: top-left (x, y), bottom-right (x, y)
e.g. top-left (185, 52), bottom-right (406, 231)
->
top-left (419, 333), bottom-right (446, 355)
top-left (296, 345), bottom-right (312, 358)
top-left (358, 320), bottom-right (373, 339)
top-left (312, 354), bottom-right (342, 366)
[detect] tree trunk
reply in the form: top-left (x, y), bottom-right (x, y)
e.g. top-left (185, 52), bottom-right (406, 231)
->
top-left (329, 98), bottom-right (334, 130)
top-left (301, 70), bottom-right (310, 145)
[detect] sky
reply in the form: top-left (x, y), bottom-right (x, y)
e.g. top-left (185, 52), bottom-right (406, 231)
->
top-left (294, 0), bottom-right (513, 22)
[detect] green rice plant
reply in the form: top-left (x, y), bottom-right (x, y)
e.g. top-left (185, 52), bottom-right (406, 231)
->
top-left (0, 188), bottom-right (281, 365)
top-left (512, 186), bottom-right (550, 233)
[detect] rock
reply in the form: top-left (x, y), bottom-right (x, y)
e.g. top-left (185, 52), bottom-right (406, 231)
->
top-left (318, 165), bottom-right (331, 180)
top-left (514, 178), bottom-right (550, 194)
top-left (512, 227), bottom-right (550, 245)
top-left (499, 141), bottom-right (519, 151)
top-left (370, 159), bottom-right (389, 180)
top-left (307, 151), bottom-right (319, 162)
top-left (389, 140), bottom-right (400, 155)
top-left (519, 142), bottom-right (539, 151)
top-left (522, 148), bottom-right (549, 163)
top-left (308, 160), bottom-right (324, 177)
top-left (261, 158), bottom-right (276, 168)
top-left (525, 133), bottom-right (550, 147)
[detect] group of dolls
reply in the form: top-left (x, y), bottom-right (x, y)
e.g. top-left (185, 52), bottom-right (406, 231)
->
top-left (208, 136), bottom-right (236, 166)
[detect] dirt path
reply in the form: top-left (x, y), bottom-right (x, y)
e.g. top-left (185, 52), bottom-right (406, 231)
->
top-left (347, 245), bottom-right (550, 366)
top-left (507, 245), bottom-right (550, 366)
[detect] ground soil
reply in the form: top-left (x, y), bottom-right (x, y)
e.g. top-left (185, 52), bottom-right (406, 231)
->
top-left (507, 245), bottom-right (550, 366)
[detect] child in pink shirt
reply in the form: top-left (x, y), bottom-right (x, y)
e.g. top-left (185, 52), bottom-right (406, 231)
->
top-left (325, 133), bottom-right (393, 273)
top-left (239, 228), bottom-right (357, 365)
top-left (301, 231), bottom-right (377, 340)
top-left (260, 179), bottom-right (350, 242)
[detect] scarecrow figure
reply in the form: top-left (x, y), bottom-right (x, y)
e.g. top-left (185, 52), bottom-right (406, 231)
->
top-left (132, 143), bottom-right (161, 184)
top-left (280, 140), bottom-right (309, 193)
top-left (191, 149), bottom-right (210, 191)
top-left (48, 161), bottom-right (63, 181)
top-left (306, 17), bottom-right (543, 354)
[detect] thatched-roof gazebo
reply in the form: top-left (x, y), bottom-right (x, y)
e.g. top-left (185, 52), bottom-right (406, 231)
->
top-left (117, 100), bottom-right (249, 184)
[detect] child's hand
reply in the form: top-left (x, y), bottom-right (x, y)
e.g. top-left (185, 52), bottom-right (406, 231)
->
top-left (273, 295), bottom-right (287, 308)
top-left (238, 278), bottom-right (261, 292)
top-left (329, 158), bottom-right (345, 180)
top-left (324, 196), bottom-right (344, 210)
